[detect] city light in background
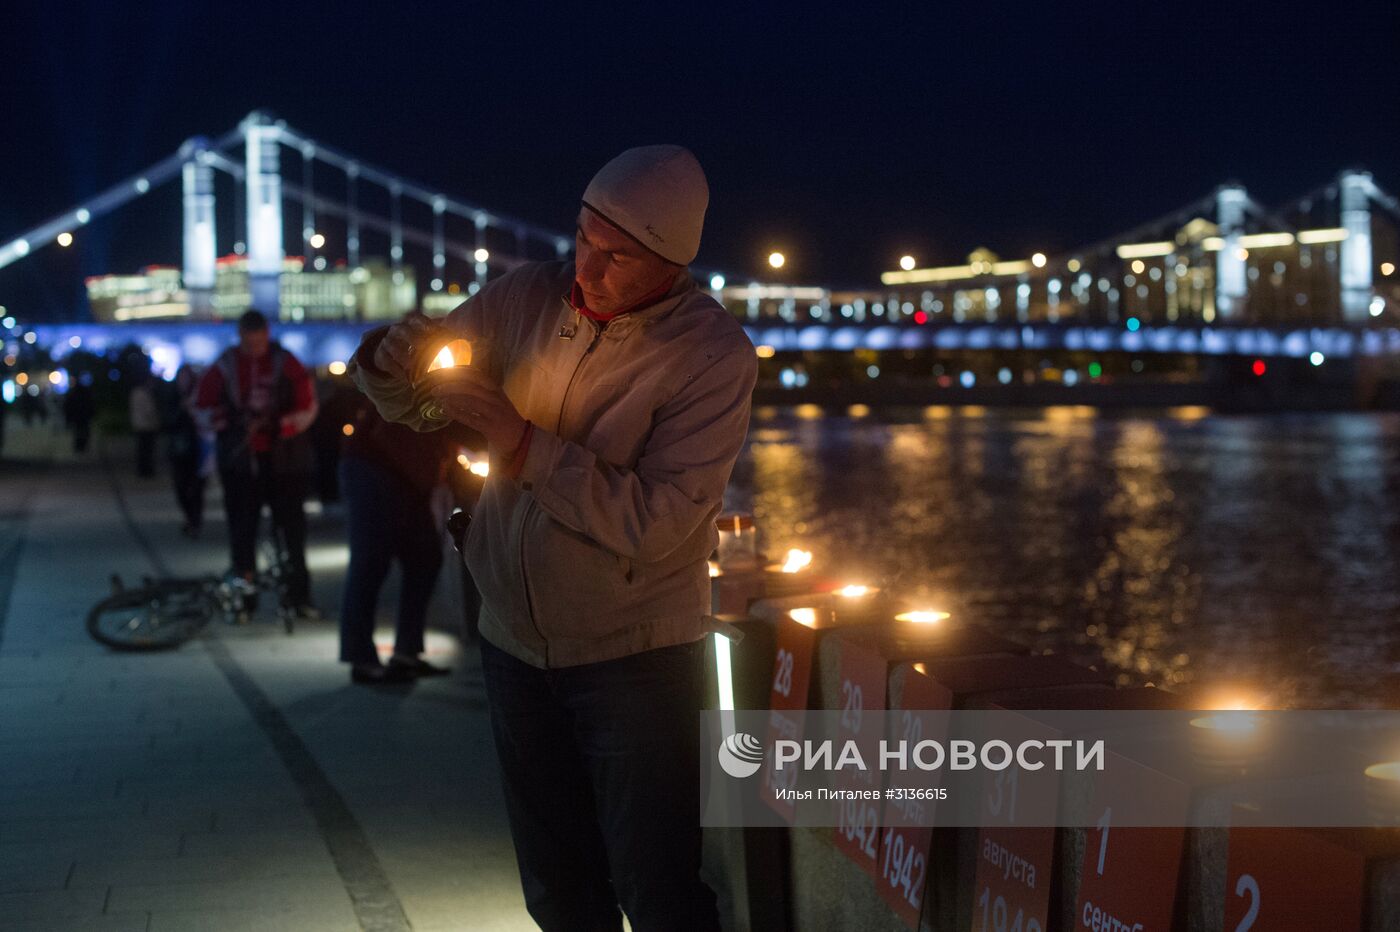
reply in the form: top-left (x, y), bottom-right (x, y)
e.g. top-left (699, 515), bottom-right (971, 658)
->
top-left (1, 11), bottom-right (1399, 932)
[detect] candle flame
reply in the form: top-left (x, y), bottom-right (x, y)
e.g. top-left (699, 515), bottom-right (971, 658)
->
top-left (1365, 762), bottom-right (1400, 782)
top-left (430, 345), bottom-right (455, 371)
top-left (1189, 712), bottom-right (1259, 734)
top-left (912, 662), bottom-right (928, 675)
top-left (896, 610), bottom-right (950, 625)
top-left (788, 607), bottom-right (818, 627)
top-left (458, 452), bottom-right (489, 477)
top-left (426, 338), bottom-right (473, 372)
top-left (837, 585), bottom-right (872, 598)
top-left (780, 549), bottom-right (813, 573)
top-left (1200, 689), bottom-right (1263, 712)
top-left (708, 560), bottom-right (721, 578)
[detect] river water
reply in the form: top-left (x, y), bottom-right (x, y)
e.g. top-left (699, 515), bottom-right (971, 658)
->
top-left (725, 405), bottom-right (1400, 709)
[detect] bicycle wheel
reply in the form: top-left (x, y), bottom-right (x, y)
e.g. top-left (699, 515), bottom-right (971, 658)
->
top-left (86, 583), bottom-right (211, 651)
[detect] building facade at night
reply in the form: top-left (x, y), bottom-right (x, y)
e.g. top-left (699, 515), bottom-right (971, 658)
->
top-left (85, 257), bottom-right (416, 324)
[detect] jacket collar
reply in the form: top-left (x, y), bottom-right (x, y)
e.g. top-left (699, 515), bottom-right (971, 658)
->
top-left (561, 264), bottom-right (695, 334)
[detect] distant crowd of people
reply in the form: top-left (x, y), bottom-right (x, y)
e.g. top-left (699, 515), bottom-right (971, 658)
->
top-left (47, 309), bottom-right (475, 687)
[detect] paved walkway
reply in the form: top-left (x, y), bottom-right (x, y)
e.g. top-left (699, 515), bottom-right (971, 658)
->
top-left (0, 423), bottom-right (529, 931)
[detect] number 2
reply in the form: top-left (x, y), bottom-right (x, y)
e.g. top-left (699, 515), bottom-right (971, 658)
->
top-left (1233, 873), bottom-right (1260, 931)
top-left (773, 649), bottom-right (794, 697)
top-left (841, 680), bottom-right (863, 732)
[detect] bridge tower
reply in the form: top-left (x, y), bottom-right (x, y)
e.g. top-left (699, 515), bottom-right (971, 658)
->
top-left (1215, 183), bottom-right (1248, 320)
top-left (180, 138), bottom-right (216, 318)
top-left (242, 111), bottom-right (284, 315)
top-left (1339, 169), bottom-right (1374, 323)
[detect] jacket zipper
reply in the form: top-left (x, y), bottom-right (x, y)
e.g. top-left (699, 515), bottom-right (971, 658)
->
top-left (518, 317), bottom-right (607, 665)
top-left (557, 323), bottom-right (606, 430)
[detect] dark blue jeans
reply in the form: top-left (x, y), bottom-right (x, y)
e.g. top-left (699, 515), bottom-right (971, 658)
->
top-left (338, 455), bottom-right (443, 665)
top-left (480, 638), bottom-right (719, 932)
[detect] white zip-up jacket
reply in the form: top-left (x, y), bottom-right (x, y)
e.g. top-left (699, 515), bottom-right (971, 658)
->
top-left (349, 260), bottom-right (757, 668)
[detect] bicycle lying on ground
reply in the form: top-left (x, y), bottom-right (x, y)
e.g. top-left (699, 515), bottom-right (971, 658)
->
top-left (87, 537), bottom-right (301, 651)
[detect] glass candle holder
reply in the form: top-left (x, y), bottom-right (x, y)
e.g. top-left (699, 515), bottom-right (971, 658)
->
top-left (716, 512), bottom-right (759, 571)
top-left (411, 336), bottom-right (475, 424)
top-left (1364, 762), bottom-right (1400, 825)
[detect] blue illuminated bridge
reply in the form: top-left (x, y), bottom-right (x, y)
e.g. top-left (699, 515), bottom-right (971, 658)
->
top-left (20, 321), bottom-right (1400, 373)
top-left (2, 109), bottom-right (1398, 371)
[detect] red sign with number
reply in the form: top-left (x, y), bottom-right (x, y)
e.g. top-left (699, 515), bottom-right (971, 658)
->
top-left (970, 716), bottom-right (1060, 932)
top-left (877, 667), bottom-right (954, 929)
top-left (1222, 828), bottom-right (1364, 931)
top-left (1074, 753), bottom-right (1188, 932)
top-left (759, 615), bottom-right (819, 821)
top-left (831, 640), bottom-right (888, 879)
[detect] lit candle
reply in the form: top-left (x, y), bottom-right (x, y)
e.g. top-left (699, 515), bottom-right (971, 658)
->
top-left (708, 560), bottom-right (722, 578)
top-left (1364, 761), bottom-right (1400, 825)
top-left (1189, 710), bottom-right (1267, 777)
top-left (829, 584), bottom-right (883, 623)
top-left (896, 610), bottom-right (950, 625)
top-left (715, 513), bottom-right (759, 571)
top-left (771, 549), bottom-right (813, 574)
top-left (456, 452), bottom-right (489, 477)
top-left (426, 339), bottom-right (473, 372)
top-left (412, 335), bottom-right (475, 423)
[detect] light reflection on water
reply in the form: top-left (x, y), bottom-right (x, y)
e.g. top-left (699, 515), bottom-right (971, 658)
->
top-left (729, 406), bottom-right (1400, 708)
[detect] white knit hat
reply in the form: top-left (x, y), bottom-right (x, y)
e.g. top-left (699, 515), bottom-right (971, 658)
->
top-left (582, 145), bottom-right (708, 266)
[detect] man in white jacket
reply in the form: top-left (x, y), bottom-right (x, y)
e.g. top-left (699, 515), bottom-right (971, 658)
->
top-left (350, 146), bottom-right (754, 931)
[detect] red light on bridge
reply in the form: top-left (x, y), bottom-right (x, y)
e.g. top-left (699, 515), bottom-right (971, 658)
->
top-left (913, 310), bottom-right (929, 325)
top-left (1251, 359), bottom-right (1267, 377)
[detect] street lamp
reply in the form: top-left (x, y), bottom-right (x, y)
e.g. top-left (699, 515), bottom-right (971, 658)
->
top-left (899, 255), bottom-right (916, 271)
top-left (768, 252), bottom-right (786, 270)
top-left (308, 232), bottom-right (326, 250)
top-left (57, 232), bottom-right (73, 248)
top-left (1031, 252), bottom-right (1047, 268)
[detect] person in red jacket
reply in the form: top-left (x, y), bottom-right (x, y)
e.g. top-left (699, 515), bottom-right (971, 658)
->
top-left (196, 310), bottom-right (319, 614)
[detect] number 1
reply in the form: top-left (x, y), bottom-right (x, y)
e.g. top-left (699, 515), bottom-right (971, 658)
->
top-left (1095, 807), bottom-right (1111, 876)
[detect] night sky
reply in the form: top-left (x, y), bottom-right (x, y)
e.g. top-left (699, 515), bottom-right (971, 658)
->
top-left (3, 1), bottom-right (1398, 319)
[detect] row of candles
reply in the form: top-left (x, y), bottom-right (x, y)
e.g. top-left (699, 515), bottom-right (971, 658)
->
top-left (710, 528), bottom-right (1400, 822)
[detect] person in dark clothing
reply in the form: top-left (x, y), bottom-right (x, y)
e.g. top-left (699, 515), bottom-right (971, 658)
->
top-left (19, 389), bottom-right (47, 426)
top-left (129, 373), bottom-right (160, 478)
top-left (338, 393), bottom-right (467, 684)
top-left (62, 376), bottom-right (95, 454)
top-left (164, 365), bottom-right (207, 537)
top-left (195, 310), bottom-right (319, 615)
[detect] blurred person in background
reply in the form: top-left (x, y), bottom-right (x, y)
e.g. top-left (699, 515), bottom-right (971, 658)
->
top-left (196, 310), bottom-right (318, 616)
top-left (62, 373), bottom-right (95, 454)
top-left (129, 371), bottom-right (160, 478)
top-left (337, 393), bottom-right (472, 685)
top-left (164, 364), bottom-right (208, 537)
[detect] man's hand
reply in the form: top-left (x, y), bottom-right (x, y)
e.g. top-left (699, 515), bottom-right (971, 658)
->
top-left (373, 311), bottom-right (439, 381)
top-left (428, 368), bottom-right (529, 455)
